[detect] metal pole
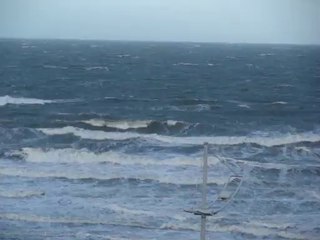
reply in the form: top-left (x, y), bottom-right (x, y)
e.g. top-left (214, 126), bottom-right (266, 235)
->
top-left (201, 215), bottom-right (206, 240)
top-left (202, 142), bottom-right (208, 207)
top-left (201, 142), bottom-right (209, 240)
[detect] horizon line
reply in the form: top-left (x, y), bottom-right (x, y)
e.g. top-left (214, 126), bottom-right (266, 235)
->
top-left (0, 36), bottom-right (319, 47)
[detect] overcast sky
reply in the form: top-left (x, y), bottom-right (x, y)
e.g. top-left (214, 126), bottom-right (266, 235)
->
top-left (0, 0), bottom-right (319, 44)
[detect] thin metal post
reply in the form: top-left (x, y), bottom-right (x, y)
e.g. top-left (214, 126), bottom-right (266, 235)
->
top-left (201, 215), bottom-right (206, 240)
top-left (201, 142), bottom-right (209, 240)
top-left (202, 142), bottom-right (208, 208)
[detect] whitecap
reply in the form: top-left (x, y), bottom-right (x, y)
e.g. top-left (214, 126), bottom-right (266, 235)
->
top-left (194, 104), bottom-right (211, 111)
top-left (278, 84), bottom-right (294, 88)
top-left (173, 62), bottom-right (199, 66)
top-left (12, 147), bottom-right (213, 167)
top-left (247, 220), bottom-right (293, 230)
top-left (259, 53), bottom-right (275, 57)
top-left (0, 95), bottom-right (55, 106)
top-left (117, 54), bottom-right (131, 58)
top-left (295, 146), bottom-right (311, 152)
top-left (222, 156), bottom-right (319, 171)
top-left (38, 126), bottom-right (140, 140)
top-left (84, 66), bottom-right (109, 71)
top-left (42, 65), bottom-right (68, 69)
top-left (270, 101), bottom-right (288, 105)
top-left (82, 119), bottom-right (152, 129)
top-left (37, 126), bottom-right (320, 147)
top-left (238, 104), bottom-right (251, 109)
top-left (166, 120), bottom-right (180, 126)
top-left (168, 104), bottom-right (211, 112)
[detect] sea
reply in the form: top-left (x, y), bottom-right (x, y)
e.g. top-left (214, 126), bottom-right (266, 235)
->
top-left (0, 39), bottom-right (319, 240)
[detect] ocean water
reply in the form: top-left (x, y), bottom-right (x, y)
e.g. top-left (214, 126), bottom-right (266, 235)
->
top-left (0, 39), bottom-right (319, 240)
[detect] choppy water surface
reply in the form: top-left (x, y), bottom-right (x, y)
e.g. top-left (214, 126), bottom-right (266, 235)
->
top-left (0, 39), bottom-right (320, 240)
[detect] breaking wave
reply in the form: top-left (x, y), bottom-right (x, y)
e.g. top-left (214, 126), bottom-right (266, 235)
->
top-left (10, 147), bottom-right (210, 167)
top-left (0, 95), bottom-right (55, 106)
top-left (82, 119), bottom-right (153, 129)
top-left (81, 119), bottom-right (186, 130)
top-left (37, 126), bottom-right (320, 147)
top-left (0, 95), bottom-right (78, 106)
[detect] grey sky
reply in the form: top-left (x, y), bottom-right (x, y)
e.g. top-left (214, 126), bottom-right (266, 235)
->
top-left (1, 0), bottom-right (319, 44)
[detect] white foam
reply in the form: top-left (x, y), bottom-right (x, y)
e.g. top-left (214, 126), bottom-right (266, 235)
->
top-left (166, 120), bottom-right (180, 126)
top-left (306, 190), bottom-right (320, 200)
top-left (82, 119), bottom-right (152, 129)
top-left (221, 156), bottom-right (288, 170)
top-left (168, 104), bottom-right (211, 112)
top-left (270, 101), bottom-right (288, 105)
top-left (14, 147), bottom-right (211, 167)
top-left (82, 119), bottom-right (184, 129)
top-left (259, 53), bottom-right (275, 57)
top-left (194, 104), bottom-right (211, 111)
top-left (222, 156), bottom-right (320, 171)
top-left (228, 100), bottom-right (251, 109)
top-left (294, 146), bottom-right (311, 152)
top-left (38, 126), bottom-right (143, 140)
top-left (278, 84), bottom-right (294, 88)
top-left (173, 62), bottom-right (199, 66)
top-left (43, 65), bottom-right (68, 69)
top-left (81, 119), bottom-right (106, 127)
top-left (38, 126), bottom-right (320, 147)
top-left (85, 66), bottom-right (109, 71)
top-left (117, 54), bottom-right (131, 58)
top-left (0, 95), bottom-right (55, 106)
top-left (238, 104), bottom-right (251, 109)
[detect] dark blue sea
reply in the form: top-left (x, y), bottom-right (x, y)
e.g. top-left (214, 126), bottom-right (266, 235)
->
top-left (0, 39), bottom-right (320, 240)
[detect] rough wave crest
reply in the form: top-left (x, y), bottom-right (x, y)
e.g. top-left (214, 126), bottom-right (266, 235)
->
top-left (0, 95), bottom-right (55, 106)
top-left (12, 147), bottom-right (209, 167)
top-left (81, 119), bottom-right (184, 130)
top-left (82, 119), bottom-right (153, 129)
top-left (37, 126), bottom-right (320, 147)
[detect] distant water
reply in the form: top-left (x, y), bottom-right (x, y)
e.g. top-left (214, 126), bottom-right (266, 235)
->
top-left (0, 39), bottom-right (319, 240)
